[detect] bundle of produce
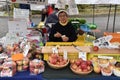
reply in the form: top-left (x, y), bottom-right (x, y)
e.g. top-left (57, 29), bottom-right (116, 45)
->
top-left (29, 59), bottom-right (44, 75)
top-left (16, 57), bottom-right (29, 71)
top-left (0, 61), bottom-right (16, 77)
top-left (91, 57), bottom-right (116, 76)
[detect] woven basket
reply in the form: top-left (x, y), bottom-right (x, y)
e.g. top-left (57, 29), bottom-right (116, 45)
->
top-left (47, 60), bottom-right (69, 69)
top-left (70, 65), bottom-right (93, 75)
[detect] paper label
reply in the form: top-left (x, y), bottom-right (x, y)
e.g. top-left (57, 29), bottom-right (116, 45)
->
top-left (52, 47), bottom-right (58, 54)
top-left (79, 52), bottom-right (87, 61)
top-left (63, 50), bottom-right (67, 60)
top-left (98, 55), bottom-right (113, 59)
top-left (23, 42), bottom-right (30, 57)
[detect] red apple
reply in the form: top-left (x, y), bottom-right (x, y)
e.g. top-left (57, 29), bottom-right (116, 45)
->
top-left (11, 0), bottom-right (16, 2)
top-left (82, 68), bottom-right (88, 72)
top-left (75, 60), bottom-right (81, 66)
top-left (93, 46), bottom-right (99, 51)
top-left (34, 69), bottom-right (39, 74)
top-left (86, 60), bottom-right (92, 66)
top-left (49, 59), bottom-right (57, 64)
top-left (72, 64), bottom-right (77, 70)
top-left (80, 61), bottom-right (87, 69)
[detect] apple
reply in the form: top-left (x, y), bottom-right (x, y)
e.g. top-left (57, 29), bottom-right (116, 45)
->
top-left (23, 65), bottom-right (28, 70)
top-left (81, 64), bottom-right (87, 70)
top-left (82, 68), bottom-right (88, 72)
top-left (11, 0), bottom-right (16, 2)
top-left (23, 60), bottom-right (29, 65)
top-left (75, 60), bottom-right (81, 66)
top-left (72, 64), bottom-right (77, 70)
top-left (93, 46), bottom-right (99, 51)
top-left (51, 53), bottom-right (58, 59)
top-left (49, 59), bottom-right (57, 64)
top-left (30, 68), bottom-right (34, 73)
top-left (34, 69), bottom-right (39, 74)
top-left (87, 66), bottom-right (91, 71)
top-left (16, 60), bottom-right (23, 66)
top-left (17, 66), bottom-right (23, 71)
top-left (102, 67), bottom-right (111, 73)
top-left (94, 65), bottom-right (101, 73)
top-left (86, 60), bottom-right (92, 66)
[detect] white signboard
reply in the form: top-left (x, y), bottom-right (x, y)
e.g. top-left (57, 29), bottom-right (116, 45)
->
top-left (13, 8), bottom-right (29, 19)
top-left (30, 4), bottom-right (45, 11)
top-left (0, 11), bottom-right (5, 16)
top-left (11, 0), bottom-right (48, 5)
top-left (48, 0), bottom-right (57, 4)
top-left (8, 21), bottom-right (27, 37)
top-left (75, 0), bottom-right (120, 4)
top-left (5, 33), bottom-right (19, 46)
top-left (55, 0), bottom-right (66, 9)
top-left (67, 0), bottom-right (79, 15)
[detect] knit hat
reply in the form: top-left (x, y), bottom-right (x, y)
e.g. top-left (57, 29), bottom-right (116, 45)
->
top-left (57, 10), bottom-right (68, 17)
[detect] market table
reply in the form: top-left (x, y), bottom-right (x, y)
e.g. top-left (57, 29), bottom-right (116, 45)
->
top-left (0, 71), bottom-right (43, 80)
top-left (42, 61), bottom-right (120, 80)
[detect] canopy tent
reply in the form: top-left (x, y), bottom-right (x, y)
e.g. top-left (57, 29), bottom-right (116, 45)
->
top-left (8, 0), bottom-right (120, 4)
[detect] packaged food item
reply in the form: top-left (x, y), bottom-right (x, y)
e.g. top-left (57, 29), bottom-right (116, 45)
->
top-left (0, 61), bottom-right (16, 77)
top-left (29, 59), bottom-right (44, 75)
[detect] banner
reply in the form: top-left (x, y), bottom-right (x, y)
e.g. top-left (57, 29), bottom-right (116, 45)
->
top-left (67, 0), bottom-right (79, 15)
top-left (75, 0), bottom-right (120, 4)
top-left (11, 0), bottom-right (48, 5)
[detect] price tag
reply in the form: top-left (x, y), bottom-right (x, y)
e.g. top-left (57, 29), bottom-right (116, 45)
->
top-left (78, 52), bottom-right (87, 61)
top-left (63, 50), bottom-right (67, 60)
top-left (52, 47), bottom-right (58, 54)
top-left (23, 42), bottom-right (30, 57)
top-left (98, 56), bottom-right (113, 59)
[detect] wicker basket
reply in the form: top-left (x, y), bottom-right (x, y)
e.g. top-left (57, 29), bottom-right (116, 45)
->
top-left (47, 60), bottom-right (69, 69)
top-left (70, 65), bottom-right (93, 75)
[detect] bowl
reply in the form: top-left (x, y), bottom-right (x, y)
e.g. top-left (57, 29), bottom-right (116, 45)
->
top-left (101, 67), bottom-right (112, 76)
top-left (70, 65), bottom-right (93, 75)
top-left (47, 60), bottom-right (69, 69)
top-left (113, 68), bottom-right (120, 77)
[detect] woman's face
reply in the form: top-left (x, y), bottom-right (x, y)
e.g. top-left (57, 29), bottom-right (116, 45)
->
top-left (58, 12), bottom-right (68, 24)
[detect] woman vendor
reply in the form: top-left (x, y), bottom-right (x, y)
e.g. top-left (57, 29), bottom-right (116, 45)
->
top-left (49, 10), bottom-right (77, 42)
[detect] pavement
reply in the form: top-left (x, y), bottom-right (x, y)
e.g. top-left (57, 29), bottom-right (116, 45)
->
top-left (0, 15), bottom-right (120, 38)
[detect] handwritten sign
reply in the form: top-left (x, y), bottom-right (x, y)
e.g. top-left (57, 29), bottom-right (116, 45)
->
top-left (68, 0), bottom-right (79, 15)
top-left (55, 0), bottom-right (66, 9)
top-left (5, 33), bottom-right (19, 46)
top-left (13, 8), bottom-right (29, 19)
top-left (8, 20), bottom-right (27, 37)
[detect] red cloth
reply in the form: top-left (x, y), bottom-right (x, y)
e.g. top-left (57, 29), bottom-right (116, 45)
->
top-left (47, 6), bottom-right (54, 15)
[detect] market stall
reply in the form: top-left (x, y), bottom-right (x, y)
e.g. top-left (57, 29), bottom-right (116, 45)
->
top-left (0, 0), bottom-right (120, 80)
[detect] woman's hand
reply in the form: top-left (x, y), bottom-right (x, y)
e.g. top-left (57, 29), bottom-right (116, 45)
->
top-left (61, 35), bottom-right (69, 42)
top-left (54, 32), bottom-right (62, 38)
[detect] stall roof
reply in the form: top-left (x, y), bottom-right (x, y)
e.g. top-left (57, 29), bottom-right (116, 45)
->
top-left (1, 0), bottom-right (120, 4)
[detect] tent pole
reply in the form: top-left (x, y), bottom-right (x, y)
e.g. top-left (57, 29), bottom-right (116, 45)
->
top-left (93, 4), bottom-right (95, 24)
top-left (113, 4), bottom-right (117, 33)
top-left (106, 4), bottom-right (111, 31)
top-left (6, 0), bottom-right (10, 19)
